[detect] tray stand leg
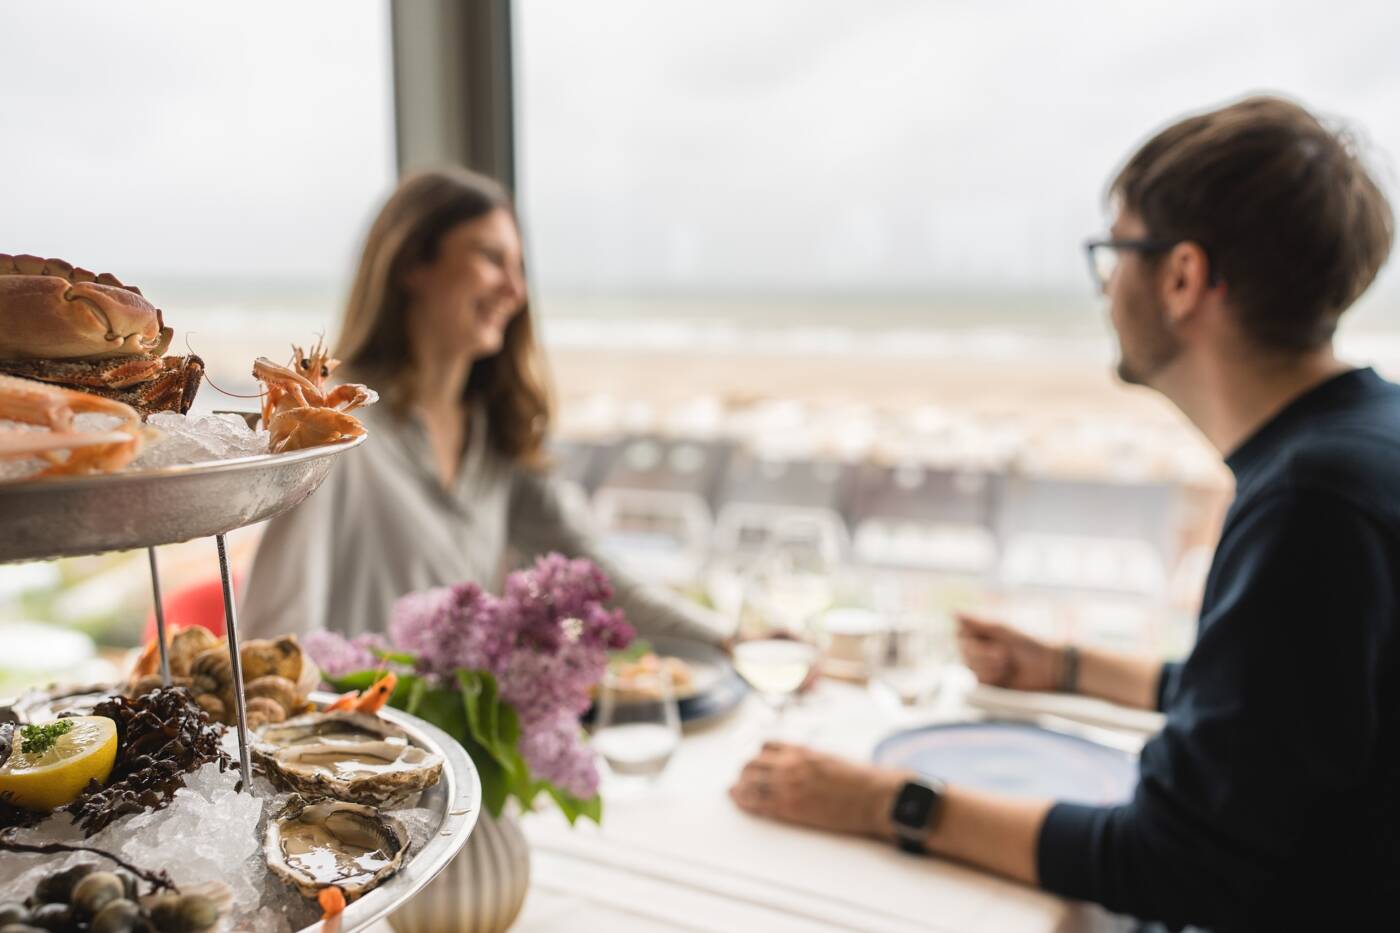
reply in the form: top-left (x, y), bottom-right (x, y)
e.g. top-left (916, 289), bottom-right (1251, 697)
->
top-left (147, 547), bottom-right (172, 687)
top-left (215, 533), bottom-right (254, 792)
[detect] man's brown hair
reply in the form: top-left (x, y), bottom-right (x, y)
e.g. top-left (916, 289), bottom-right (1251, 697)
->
top-left (1112, 95), bottom-right (1394, 351)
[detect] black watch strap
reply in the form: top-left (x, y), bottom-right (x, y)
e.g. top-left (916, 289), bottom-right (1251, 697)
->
top-left (890, 777), bottom-right (945, 854)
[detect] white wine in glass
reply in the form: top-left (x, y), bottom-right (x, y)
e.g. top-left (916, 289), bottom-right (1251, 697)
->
top-left (733, 638), bottom-right (819, 700)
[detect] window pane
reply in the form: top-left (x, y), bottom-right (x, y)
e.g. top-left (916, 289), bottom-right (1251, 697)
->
top-left (0, 0), bottom-right (395, 394)
top-left (0, 1), bottom-right (394, 662)
top-left (516, 0), bottom-right (1400, 653)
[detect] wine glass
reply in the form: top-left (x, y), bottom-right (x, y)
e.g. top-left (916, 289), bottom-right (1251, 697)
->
top-left (865, 615), bottom-right (948, 713)
top-left (732, 516), bottom-right (837, 734)
top-left (591, 665), bottom-right (681, 792)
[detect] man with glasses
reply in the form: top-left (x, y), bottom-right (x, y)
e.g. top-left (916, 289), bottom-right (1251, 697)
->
top-left (731, 96), bottom-right (1397, 931)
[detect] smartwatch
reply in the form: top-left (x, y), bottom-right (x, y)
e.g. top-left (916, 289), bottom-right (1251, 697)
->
top-left (889, 776), bottom-right (946, 854)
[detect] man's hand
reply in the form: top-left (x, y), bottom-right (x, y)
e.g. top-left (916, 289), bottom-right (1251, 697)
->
top-left (956, 613), bottom-right (1064, 693)
top-left (729, 741), bottom-right (906, 840)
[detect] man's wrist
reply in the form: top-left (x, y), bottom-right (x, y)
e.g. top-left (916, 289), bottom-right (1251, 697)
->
top-left (1056, 644), bottom-right (1080, 693)
top-left (868, 770), bottom-right (911, 842)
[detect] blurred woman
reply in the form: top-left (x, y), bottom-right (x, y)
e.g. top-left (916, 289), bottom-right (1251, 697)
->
top-left (241, 167), bottom-right (728, 645)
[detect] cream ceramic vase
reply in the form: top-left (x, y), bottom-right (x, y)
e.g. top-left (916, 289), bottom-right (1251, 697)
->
top-left (392, 809), bottom-right (531, 933)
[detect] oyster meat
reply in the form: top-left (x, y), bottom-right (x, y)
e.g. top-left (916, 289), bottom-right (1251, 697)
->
top-left (264, 795), bottom-right (410, 900)
top-left (253, 710), bottom-right (443, 807)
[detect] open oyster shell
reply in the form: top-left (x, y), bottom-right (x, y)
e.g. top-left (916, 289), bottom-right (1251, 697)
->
top-left (252, 710), bottom-right (444, 807)
top-left (264, 795), bottom-right (409, 900)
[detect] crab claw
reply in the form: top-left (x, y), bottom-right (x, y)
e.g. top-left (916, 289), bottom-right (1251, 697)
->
top-left (355, 671), bottom-right (398, 714)
top-left (319, 885), bottom-right (346, 933)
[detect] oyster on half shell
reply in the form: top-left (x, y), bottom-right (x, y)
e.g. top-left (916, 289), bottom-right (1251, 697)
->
top-left (252, 710), bottom-right (444, 807)
top-left (264, 795), bottom-right (409, 900)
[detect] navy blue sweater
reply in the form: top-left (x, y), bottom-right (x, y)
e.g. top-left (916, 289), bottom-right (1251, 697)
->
top-left (1036, 368), bottom-right (1400, 931)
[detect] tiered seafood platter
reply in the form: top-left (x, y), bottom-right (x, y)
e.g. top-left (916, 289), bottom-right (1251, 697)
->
top-left (0, 440), bottom-right (482, 931)
top-left (0, 256), bottom-right (480, 931)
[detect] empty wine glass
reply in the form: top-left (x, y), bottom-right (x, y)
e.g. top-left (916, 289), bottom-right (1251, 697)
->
top-left (866, 615), bottom-right (948, 712)
top-left (591, 666), bottom-right (681, 792)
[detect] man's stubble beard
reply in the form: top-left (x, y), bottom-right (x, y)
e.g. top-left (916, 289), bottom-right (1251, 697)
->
top-left (1113, 290), bottom-right (1183, 390)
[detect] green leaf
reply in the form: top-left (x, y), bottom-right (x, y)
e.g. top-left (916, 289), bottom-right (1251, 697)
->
top-left (545, 785), bottom-right (603, 826)
top-left (404, 676), bottom-right (428, 718)
top-left (409, 684), bottom-right (470, 739)
top-left (457, 670), bottom-right (521, 778)
top-left (460, 734), bottom-right (509, 818)
top-left (371, 648), bottom-right (417, 666)
top-left (325, 670), bottom-right (379, 692)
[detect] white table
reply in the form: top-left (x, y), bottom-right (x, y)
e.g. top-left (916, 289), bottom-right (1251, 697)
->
top-left (514, 672), bottom-right (1137, 933)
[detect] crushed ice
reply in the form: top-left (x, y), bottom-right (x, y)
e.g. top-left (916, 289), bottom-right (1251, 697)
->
top-left (130, 412), bottom-right (270, 469)
top-left (0, 729), bottom-right (447, 932)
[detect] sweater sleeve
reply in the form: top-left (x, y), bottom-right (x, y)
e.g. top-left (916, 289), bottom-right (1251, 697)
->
top-left (507, 467), bottom-right (733, 645)
top-left (1155, 661), bottom-right (1180, 711)
top-left (240, 457), bottom-right (345, 640)
top-left (1037, 490), bottom-right (1388, 929)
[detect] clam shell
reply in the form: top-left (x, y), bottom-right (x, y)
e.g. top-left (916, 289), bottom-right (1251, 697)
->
top-left (253, 711), bottom-right (444, 807)
top-left (264, 795), bottom-right (409, 900)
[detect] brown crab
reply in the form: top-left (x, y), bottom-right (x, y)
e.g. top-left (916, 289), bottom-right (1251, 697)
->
top-left (0, 253), bottom-right (173, 361)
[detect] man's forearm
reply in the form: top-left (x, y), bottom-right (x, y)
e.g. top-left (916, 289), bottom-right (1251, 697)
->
top-left (926, 786), bottom-right (1053, 884)
top-left (871, 775), bottom-right (1053, 885)
top-left (1073, 645), bottom-right (1165, 711)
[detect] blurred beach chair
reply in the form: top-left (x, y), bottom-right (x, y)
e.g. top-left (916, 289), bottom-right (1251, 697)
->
top-left (547, 438), bottom-right (612, 517)
top-left (994, 475), bottom-right (1182, 599)
top-left (712, 452), bottom-right (851, 563)
top-left (844, 464), bottom-right (1000, 577)
top-left (589, 435), bottom-right (732, 585)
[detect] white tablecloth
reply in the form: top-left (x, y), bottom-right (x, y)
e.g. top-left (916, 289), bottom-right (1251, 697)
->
top-left (513, 671), bottom-right (1138, 933)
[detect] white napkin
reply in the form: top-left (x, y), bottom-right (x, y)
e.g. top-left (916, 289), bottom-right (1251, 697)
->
top-left (961, 680), bottom-right (1166, 738)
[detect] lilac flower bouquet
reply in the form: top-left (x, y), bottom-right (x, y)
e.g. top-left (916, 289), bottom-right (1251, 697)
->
top-left (304, 554), bottom-right (634, 824)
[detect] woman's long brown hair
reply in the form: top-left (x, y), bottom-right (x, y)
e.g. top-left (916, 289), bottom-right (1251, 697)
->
top-left (335, 167), bottom-right (551, 465)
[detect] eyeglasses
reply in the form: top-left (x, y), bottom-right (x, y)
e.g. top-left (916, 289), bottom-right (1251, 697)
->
top-left (1083, 238), bottom-right (1175, 294)
top-left (1083, 237), bottom-right (1221, 295)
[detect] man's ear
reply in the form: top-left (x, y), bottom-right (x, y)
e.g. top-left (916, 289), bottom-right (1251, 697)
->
top-left (1159, 240), bottom-right (1213, 326)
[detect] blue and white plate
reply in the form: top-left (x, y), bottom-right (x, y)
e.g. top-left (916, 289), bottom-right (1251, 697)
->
top-left (872, 721), bottom-right (1138, 805)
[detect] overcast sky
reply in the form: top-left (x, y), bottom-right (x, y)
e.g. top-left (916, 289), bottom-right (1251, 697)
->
top-left (3, 1), bottom-right (1399, 305)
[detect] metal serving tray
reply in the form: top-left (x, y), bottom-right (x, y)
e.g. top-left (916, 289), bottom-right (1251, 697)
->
top-left (0, 436), bottom-right (364, 563)
top-left (1, 686), bottom-right (480, 933)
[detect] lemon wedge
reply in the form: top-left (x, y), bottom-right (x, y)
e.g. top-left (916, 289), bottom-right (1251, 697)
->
top-left (0, 716), bottom-right (118, 811)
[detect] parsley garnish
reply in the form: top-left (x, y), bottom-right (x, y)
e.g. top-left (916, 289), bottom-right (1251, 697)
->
top-left (19, 720), bottom-right (73, 755)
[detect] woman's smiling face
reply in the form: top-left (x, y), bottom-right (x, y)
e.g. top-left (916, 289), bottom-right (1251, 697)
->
top-left (405, 208), bottom-right (528, 359)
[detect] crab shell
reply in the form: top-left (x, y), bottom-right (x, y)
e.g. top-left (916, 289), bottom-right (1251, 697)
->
top-left (0, 253), bottom-right (173, 361)
top-left (252, 710), bottom-right (444, 808)
top-left (264, 795), bottom-right (410, 901)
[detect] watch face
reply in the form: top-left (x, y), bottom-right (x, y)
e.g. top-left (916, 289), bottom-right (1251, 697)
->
top-left (893, 780), bottom-right (938, 830)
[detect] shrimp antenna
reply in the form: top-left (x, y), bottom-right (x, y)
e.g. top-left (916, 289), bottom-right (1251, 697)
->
top-left (183, 333), bottom-right (263, 400)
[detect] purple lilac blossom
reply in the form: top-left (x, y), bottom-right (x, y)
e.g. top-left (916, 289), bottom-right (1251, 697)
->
top-left (518, 710), bottom-right (601, 799)
top-left (378, 554), bottom-right (634, 801)
top-left (304, 630), bottom-right (391, 679)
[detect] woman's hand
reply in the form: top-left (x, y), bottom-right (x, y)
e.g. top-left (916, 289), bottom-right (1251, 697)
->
top-left (955, 613), bottom-right (1065, 693)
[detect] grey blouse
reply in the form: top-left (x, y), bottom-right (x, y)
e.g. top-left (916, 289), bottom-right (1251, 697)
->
top-left (240, 402), bottom-right (729, 646)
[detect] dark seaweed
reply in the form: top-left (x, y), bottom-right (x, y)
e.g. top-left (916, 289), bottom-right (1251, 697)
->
top-left (64, 687), bottom-right (231, 836)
